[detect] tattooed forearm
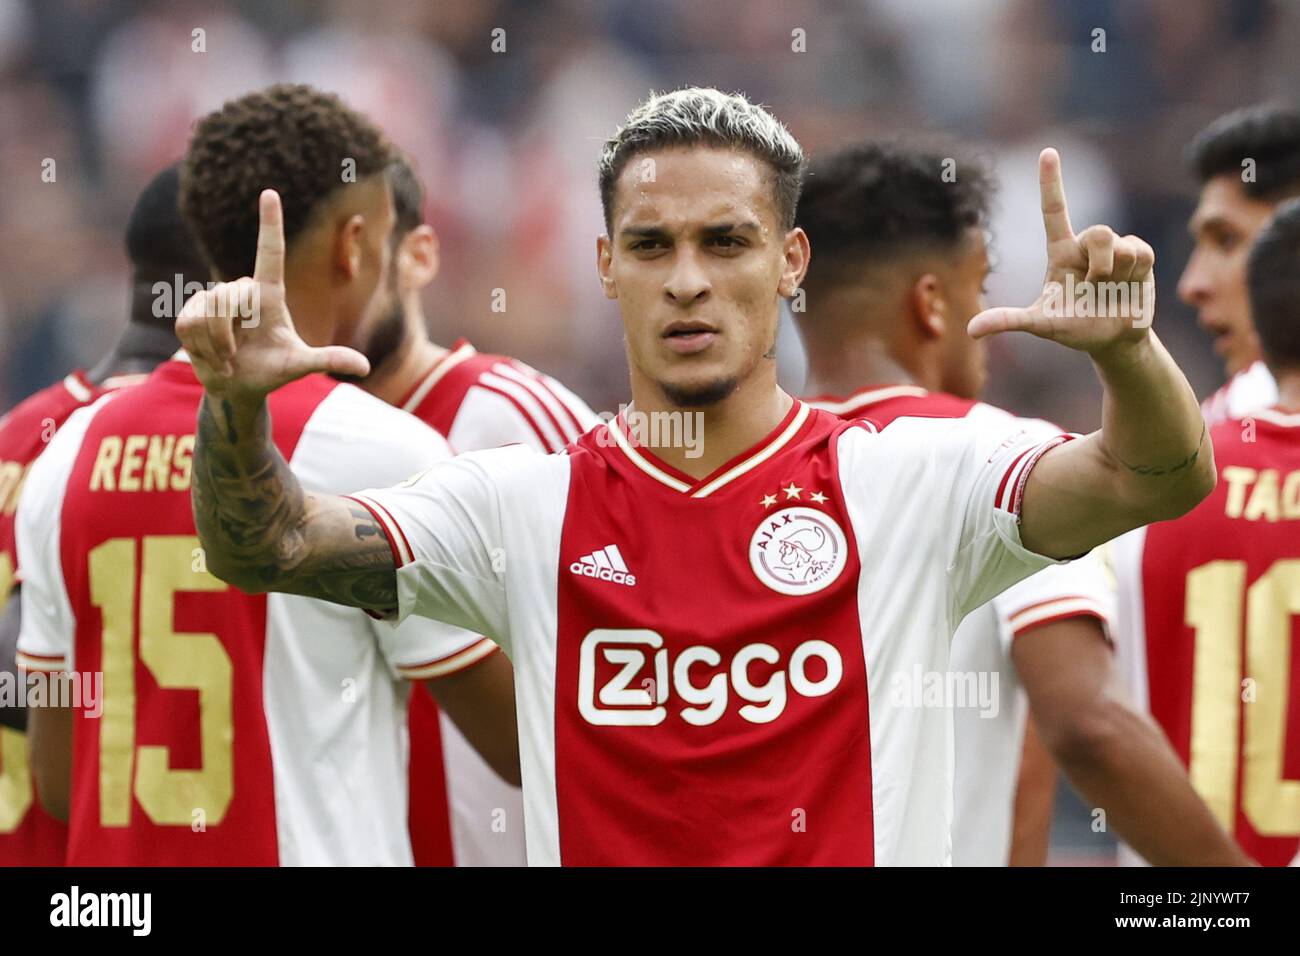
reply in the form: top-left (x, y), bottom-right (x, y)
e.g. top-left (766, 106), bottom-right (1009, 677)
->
top-left (191, 395), bottom-right (398, 609)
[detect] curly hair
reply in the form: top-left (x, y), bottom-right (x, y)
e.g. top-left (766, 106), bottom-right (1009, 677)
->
top-left (797, 140), bottom-right (994, 291)
top-left (1188, 104), bottom-right (1300, 201)
top-left (180, 84), bottom-right (393, 279)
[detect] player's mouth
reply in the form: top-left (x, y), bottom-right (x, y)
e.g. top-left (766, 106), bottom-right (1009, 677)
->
top-left (1206, 326), bottom-right (1232, 357)
top-left (662, 321), bottom-right (719, 355)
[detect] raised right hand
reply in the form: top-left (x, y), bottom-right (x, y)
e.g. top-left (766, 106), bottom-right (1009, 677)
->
top-left (176, 189), bottom-right (370, 399)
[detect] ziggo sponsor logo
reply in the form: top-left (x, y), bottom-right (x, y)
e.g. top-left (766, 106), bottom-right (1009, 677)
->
top-left (578, 629), bottom-right (842, 727)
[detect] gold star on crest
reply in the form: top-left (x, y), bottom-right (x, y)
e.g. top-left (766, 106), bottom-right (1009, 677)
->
top-left (783, 483), bottom-right (802, 500)
top-left (809, 491), bottom-right (828, 504)
top-left (760, 493), bottom-right (778, 508)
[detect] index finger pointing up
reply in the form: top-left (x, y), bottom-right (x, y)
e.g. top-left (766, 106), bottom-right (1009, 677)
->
top-left (253, 189), bottom-right (285, 284)
top-left (1038, 148), bottom-right (1074, 244)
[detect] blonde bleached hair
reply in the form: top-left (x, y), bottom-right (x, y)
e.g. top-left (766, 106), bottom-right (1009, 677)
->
top-left (597, 87), bottom-right (805, 233)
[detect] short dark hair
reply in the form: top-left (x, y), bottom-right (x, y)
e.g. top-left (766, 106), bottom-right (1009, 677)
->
top-left (387, 156), bottom-right (425, 238)
top-left (126, 162), bottom-right (209, 285)
top-left (797, 141), bottom-right (994, 291)
top-left (1247, 197), bottom-right (1300, 371)
top-left (598, 88), bottom-right (805, 234)
top-left (126, 162), bottom-right (210, 330)
top-left (180, 84), bottom-right (393, 279)
top-left (1188, 104), bottom-right (1300, 201)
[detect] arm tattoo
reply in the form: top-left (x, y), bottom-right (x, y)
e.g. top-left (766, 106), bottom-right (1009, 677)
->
top-left (192, 395), bottom-right (398, 610)
top-left (1117, 424), bottom-right (1206, 477)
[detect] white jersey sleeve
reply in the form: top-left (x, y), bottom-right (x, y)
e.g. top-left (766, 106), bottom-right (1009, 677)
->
top-left (899, 405), bottom-right (1071, 621)
top-left (841, 406), bottom-right (1074, 627)
top-left (350, 443), bottom-right (552, 653)
top-left (447, 368), bottom-right (601, 455)
top-left (1106, 526), bottom-right (1150, 711)
top-left (1201, 359), bottom-right (1278, 427)
top-left (14, 400), bottom-right (107, 673)
top-left (943, 407), bottom-right (1078, 619)
top-left (293, 384), bottom-right (497, 676)
top-left (990, 549), bottom-right (1114, 648)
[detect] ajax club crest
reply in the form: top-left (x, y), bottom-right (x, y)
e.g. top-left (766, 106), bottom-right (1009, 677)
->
top-left (749, 507), bottom-right (848, 596)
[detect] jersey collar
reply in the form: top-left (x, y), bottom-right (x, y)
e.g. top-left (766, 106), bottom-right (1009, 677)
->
top-left (400, 338), bottom-right (476, 412)
top-left (605, 398), bottom-right (811, 498)
top-left (1252, 406), bottom-right (1300, 428)
top-left (803, 383), bottom-right (928, 417)
top-left (61, 370), bottom-right (95, 402)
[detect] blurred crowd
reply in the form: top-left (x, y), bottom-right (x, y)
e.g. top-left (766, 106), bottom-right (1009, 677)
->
top-left (0, 0), bottom-right (1294, 423)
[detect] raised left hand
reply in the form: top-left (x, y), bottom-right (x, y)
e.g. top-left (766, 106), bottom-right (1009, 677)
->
top-left (968, 148), bottom-right (1155, 354)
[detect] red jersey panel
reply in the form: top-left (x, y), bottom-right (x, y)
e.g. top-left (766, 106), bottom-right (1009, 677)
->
top-left (1137, 412), bottom-right (1300, 865)
top-left (29, 364), bottom-right (331, 864)
top-left (553, 407), bottom-right (874, 864)
top-left (0, 372), bottom-right (102, 866)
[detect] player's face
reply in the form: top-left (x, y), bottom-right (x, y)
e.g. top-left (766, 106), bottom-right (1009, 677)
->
top-left (1178, 174), bottom-right (1277, 377)
top-left (332, 177), bottom-right (398, 356)
top-left (344, 227), bottom-right (419, 375)
top-left (936, 230), bottom-right (990, 400)
top-left (598, 146), bottom-right (807, 407)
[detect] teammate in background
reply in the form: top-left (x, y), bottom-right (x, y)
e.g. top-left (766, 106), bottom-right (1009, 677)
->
top-left (1112, 199), bottom-right (1300, 866)
top-left (17, 85), bottom-right (515, 864)
top-left (0, 164), bottom-right (209, 866)
top-left (176, 88), bottom-right (1214, 866)
top-left (794, 142), bottom-right (1246, 866)
top-left (346, 156), bottom-right (598, 866)
top-left (356, 159), bottom-right (598, 453)
top-left (362, 158), bottom-right (597, 868)
top-left (1181, 104), bottom-right (1300, 424)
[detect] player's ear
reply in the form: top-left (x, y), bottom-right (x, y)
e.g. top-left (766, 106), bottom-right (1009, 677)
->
top-left (402, 225), bottom-right (440, 291)
top-left (779, 227), bottom-right (810, 297)
top-left (911, 273), bottom-right (945, 339)
top-left (597, 235), bottom-right (617, 300)
top-left (336, 214), bottom-right (366, 279)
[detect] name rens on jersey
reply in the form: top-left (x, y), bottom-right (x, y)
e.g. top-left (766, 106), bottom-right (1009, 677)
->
top-left (87, 434), bottom-right (195, 492)
top-left (1222, 465), bottom-right (1300, 521)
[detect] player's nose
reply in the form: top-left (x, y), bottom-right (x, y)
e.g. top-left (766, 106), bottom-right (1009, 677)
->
top-left (664, 250), bottom-right (711, 305)
top-left (1176, 255), bottom-right (1211, 308)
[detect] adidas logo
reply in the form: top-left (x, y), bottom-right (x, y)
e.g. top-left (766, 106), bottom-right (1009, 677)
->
top-left (569, 544), bottom-right (637, 586)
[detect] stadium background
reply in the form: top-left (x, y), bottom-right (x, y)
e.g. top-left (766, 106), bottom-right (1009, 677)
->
top-left (0, 0), bottom-right (1290, 864)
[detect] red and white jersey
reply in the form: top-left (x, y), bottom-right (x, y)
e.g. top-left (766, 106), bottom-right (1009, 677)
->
top-left (1202, 359), bottom-right (1279, 427)
top-left (400, 339), bottom-right (599, 455)
top-left (400, 342), bottom-right (596, 867)
top-left (1113, 408), bottom-right (1300, 866)
top-left (806, 385), bottom-right (1113, 865)
top-left (0, 371), bottom-right (118, 866)
top-left (15, 357), bottom-right (488, 866)
top-left (350, 397), bottom-right (1070, 865)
